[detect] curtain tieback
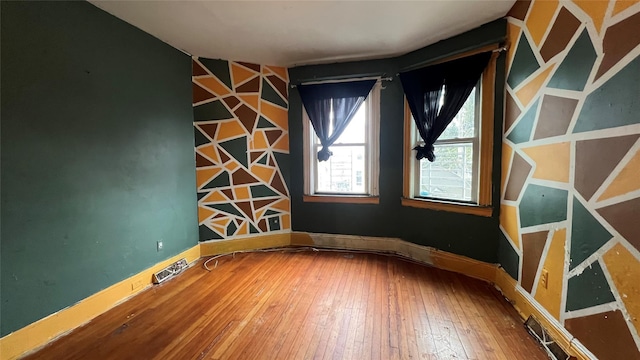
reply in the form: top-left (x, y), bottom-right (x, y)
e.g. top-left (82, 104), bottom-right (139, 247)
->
top-left (413, 143), bottom-right (436, 162)
top-left (318, 147), bottom-right (333, 162)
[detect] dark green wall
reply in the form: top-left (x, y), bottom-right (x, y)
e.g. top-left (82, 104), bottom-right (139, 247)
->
top-left (1, 1), bottom-right (198, 336)
top-left (288, 20), bottom-right (506, 263)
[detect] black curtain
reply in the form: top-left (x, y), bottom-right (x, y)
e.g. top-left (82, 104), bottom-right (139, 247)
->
top-left (399, 52), bottom-right (492, 162)
top-left (298, 79), bottom-right (376, 161)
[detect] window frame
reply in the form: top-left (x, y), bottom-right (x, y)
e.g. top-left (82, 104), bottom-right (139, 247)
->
top-left (302, 81), bottom-right (381, 204)
top-left (402, 48), bottom-right (497, 216)
top-left (412, 87), bottom-right (481, 203)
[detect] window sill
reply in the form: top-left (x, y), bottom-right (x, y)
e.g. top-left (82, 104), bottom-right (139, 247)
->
top-left (401, 197), bottom-right (492, 217)
top-left (303, 195), bottom-right (380, 204)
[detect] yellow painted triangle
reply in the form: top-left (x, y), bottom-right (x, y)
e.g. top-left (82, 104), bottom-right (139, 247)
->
top-left (270, 199), bottom-right (290, 212)
top-left (599, 149), bottom-right (640, 201)
top-left (212, 218), bottom-right (231, 228)
top-left (198, 206), bottom-right (215, 223)
top-left (260, 101), bottom-right (288, 129)
top-left (212, 224), bottom-right (226, 235)
top-left (265, 66), bottom-right (288, 81)
top-left (195, 76), bottom-right (230, 97)
top-left (225, 161), bottom-right (239, 172)
top-left (239, 94), bottom-right (260, 111)
top-left (526, 0), bottom-right (559, 46)
top-left (534, 228), bottom-right (566, 320)
top-left (231, 63), bottom-right (257, 87)
top-left (612, 0), bottom-right (639, 15)
top-left (217, 120), bottom-right (247, 141)
top-left (237, 221), bottom-right (248, 235)
top-left (522, 142), bottom-right (570, 183)
top-left (250, 164), bottom-right (275, 183)
top-left (196, 168), bottom-right (221, 189)
top-left (573, 0), bottom-right (609, 32)
top-left (199, 144), bottom-right (219, 164)
top-left (500, 204), bottom-right (520, 250)
top-left (255, 208), bottom-right (266, 220)
top-left (201, 191), bottom-right (227, 203)
top-left (273, 135), bottom-right (289, 152)
top-left (515, 65), bottom-right (556, 107)
top-left (251, 131), bottom-right (269, 150)
top-left (262, 66), bottom-right (273, 75)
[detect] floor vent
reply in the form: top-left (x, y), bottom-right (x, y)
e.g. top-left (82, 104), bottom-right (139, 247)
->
top-left (524, 316), bottom-right (574, 360)
top-left (153, 258), bottom-right (188, 284)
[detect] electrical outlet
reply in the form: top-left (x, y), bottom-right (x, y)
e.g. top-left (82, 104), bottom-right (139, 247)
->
top-left (540, 269), bottom-right (549, 289)
top-left (157, 241), bottom-right (163, 251)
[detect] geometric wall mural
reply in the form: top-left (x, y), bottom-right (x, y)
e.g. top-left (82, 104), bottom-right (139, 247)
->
top-left (193, 58), bottom-right (290, 241)
top-left (501, 1), bottom-right (640, 359)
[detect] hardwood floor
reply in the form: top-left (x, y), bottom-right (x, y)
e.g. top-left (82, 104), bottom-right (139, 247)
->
top-left (25, 250), bottom-right (547, 360)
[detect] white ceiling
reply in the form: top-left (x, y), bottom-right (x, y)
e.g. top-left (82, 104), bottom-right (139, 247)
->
top-left (90, 0), bottom-right (515, 67)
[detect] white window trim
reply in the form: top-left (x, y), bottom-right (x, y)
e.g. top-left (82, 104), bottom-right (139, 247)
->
top-left (302, 82), bottom-right (380, 199)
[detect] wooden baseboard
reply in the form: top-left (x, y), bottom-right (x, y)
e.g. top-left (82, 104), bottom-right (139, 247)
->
top-left (429, 248), bottom-right (498, 283)
top-left (200, 232), bottom-right (291, 256)
top-left (0, 244), bottom-right (201, 360)
top-left (290, 231), bottom-right (498, 283)
top-left (494, 268), bottom-right (594, 360)
top-left (291, 232), bottom-right (405, 253)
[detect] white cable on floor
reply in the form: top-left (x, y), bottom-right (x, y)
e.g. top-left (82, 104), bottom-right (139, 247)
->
top-left (201, 245), bottom-right (436, 272)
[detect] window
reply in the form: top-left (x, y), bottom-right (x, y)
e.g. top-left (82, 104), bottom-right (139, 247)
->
top-left (402, 52), bottom-right (496, 216)
top-left (303, 82), bottom-right (380, 203)
top-left (414, 86), bottom-right (479, 202)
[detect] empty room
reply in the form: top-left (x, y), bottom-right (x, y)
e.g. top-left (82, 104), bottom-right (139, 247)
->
top-left (1, 0), bottom-right (639, 359)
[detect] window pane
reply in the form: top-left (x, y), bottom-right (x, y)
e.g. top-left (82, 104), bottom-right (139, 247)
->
top-left (439, 87), bottom-right (476, 140)
top-left (316, 100), bottom-right (366, 144)
top-left (316, 146), bottom-right (366, 193)
top-left (419, 143), bottom-right (474, 201)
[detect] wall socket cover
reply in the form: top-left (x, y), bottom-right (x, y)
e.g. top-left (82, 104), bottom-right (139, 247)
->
top-left (157, 241), bottom-right (163, 251)
top-left (540, 269), bottom-right (549, 289)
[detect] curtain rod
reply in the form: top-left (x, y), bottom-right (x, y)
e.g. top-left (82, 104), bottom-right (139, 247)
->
top-left (290, 75), bottom-right (393, 88)
top-left (289, 45), bottom-right (507, 87)
top-left (397, 45), bottom-right (508, 75)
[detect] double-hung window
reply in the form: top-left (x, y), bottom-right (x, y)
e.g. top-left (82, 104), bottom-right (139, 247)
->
top-left (303, 82), bottom-right (380, 203)
top-left (402, 50), bottom-right (496, 216)
top-left (412, 86), bottom-right (479, 202)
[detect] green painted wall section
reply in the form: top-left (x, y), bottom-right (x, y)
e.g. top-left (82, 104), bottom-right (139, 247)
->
top-left (288, 20), bottom-right (506, 262)
top-left (519, 184), bottom-right (568, 227)
top-left (1, 1), bottom-right (198, 336)
top-left (566, 261), bottom-right (615, 311)
top-left (498, 231), bottom-right (520, 280)
top-left (573, 56), bottom-right (640, 133)
top-left (570, 198), bottom-right (613, 270)
top-left (507, 33), bottom-right (540, 89)
top-left (547, 29), bottom-right (597, 92)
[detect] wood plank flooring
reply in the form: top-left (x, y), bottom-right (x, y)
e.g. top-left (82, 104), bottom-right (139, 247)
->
top-left (25, 250), bottom-right (548, 360)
